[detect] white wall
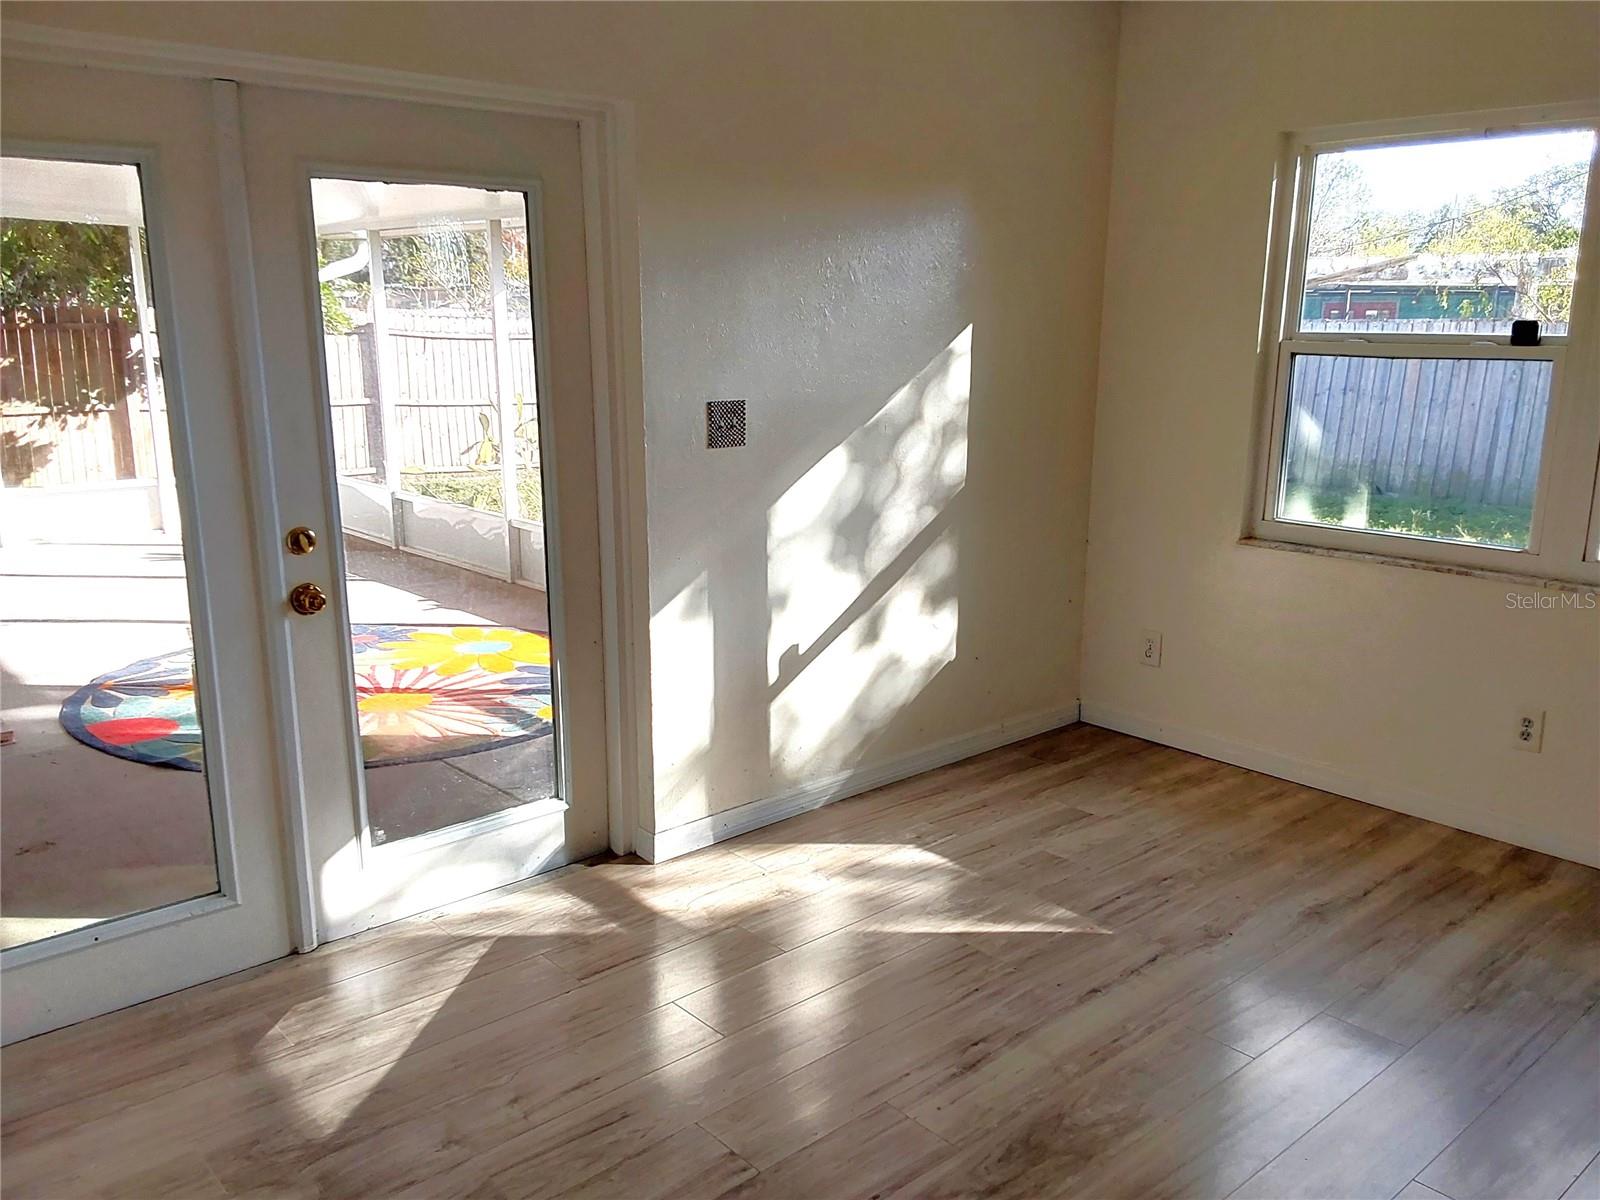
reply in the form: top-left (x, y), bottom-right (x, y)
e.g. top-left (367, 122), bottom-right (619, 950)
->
top-left (1083, 3), bottom-right (1600, 865)
top-left (26, 3), bottom-right (1582, 870)
top-left (8, 2), bottom-right (1119, 842)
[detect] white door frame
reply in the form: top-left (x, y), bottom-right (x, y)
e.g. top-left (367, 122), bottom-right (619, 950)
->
top-left (4, 25), bottom-right (654, 949)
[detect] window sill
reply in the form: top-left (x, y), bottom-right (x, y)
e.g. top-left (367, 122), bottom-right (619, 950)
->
top-left (1238, 536), bottom-right (1599, 595)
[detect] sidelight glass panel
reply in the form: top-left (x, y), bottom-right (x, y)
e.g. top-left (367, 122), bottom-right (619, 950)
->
top-left (309, 178), bottom-right (556, 846)
top-left (0, 156), bottom-right (220, 948)
top-left (1276, 352), bottom-right (1553, 550)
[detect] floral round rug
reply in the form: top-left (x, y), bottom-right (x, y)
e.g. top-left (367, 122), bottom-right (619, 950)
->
top-left (58, 624), bottom-right (554, 771)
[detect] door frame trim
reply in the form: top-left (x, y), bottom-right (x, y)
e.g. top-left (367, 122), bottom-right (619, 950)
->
top-left (3, 26), bottom-right (654, 921)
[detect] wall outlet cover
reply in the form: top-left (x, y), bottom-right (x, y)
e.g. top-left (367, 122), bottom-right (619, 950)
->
top-left (1140, 630), bottom-right (1162, 668)
top-left (1513, 709), bottom-right (1545, 753)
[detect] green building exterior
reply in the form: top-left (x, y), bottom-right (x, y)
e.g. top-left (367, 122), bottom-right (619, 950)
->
top-left (1302, 282), bottom-right (1518, 323)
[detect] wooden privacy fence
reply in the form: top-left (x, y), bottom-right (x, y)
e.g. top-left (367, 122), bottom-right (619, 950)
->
top-left (1284, 353), bottom-right (1552, 508)
top-left (323, 314), bottom-right (537, 478)
top-left (0, 305), bottom-right (157, 487)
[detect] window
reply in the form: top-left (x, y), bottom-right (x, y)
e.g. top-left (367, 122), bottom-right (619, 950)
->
top-left (1254, 110), bottom-right (1600, 584)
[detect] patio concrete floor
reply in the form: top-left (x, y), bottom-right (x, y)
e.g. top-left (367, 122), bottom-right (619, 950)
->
top-left (0, 535), bottom-right (554, 950)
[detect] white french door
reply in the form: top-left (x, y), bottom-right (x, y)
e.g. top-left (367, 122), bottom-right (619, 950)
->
top-left (231, 83), bottom-right (611, 944)
top-left (1, 64), bottom-right (614, 1041)
top-left (0, 63), bottom-right (294, 1042)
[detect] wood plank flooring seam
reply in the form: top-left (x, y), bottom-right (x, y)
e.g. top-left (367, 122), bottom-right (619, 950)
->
top-left (670, 1000), bottom-right (729, 1040)
top-left (1195, 1026), bottom-right (1260, 1059)
top-left (1313, 1011), bottom-right (1409, 1056)
top-left (695, 1118), bottom-right (761, 1166)
top-left (1216, 1014), bottom-right (1440, 1199)
top-left (1395, 1181), bottom-right (1457, 1200)
top-left (1562, 1152), bottom-right (1600, 1200)
top-left (884, 1101), bottom-right (956, 1146)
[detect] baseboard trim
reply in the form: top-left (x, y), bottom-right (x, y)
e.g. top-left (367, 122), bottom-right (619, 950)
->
top-left (640, 703), bottom-right (1082, 863)
top-left (632, 824), bottom-right (658, 863)
top-left (1081, 702), bottom-right (1598, 868)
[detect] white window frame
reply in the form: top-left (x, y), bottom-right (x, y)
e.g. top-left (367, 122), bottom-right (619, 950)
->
top-left (1251, 103), bottom-right (1600, 587)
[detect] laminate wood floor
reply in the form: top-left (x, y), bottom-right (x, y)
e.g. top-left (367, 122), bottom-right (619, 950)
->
top-left (4, 725), bottom-right (1597, 1199)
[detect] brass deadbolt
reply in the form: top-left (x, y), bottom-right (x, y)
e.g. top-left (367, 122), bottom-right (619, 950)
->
top-left (288, 582), bottom-right (328, 616)
top-left (285, 526), bottom-right (318, 555)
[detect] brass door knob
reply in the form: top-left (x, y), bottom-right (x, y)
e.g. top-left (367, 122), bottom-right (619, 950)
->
top-left (284, 526), bottom-right (318, 555)
top-left (288, 582), bottom-right (328, 616)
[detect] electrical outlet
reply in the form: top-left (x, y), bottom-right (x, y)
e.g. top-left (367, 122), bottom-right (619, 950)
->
top-left (1513, 709), bottom-right (1544, 753)
top-left (1139, 630), bottom-right (1162, 668)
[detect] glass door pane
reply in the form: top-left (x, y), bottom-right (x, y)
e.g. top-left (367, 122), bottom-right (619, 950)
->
top-left (1, 156), bottom-right (219, 948)
top-left (309, 179), bottom-right (557, 846)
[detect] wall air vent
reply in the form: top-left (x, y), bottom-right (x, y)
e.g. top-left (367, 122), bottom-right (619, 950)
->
top-left (706, 399), bottom-right (747, 449)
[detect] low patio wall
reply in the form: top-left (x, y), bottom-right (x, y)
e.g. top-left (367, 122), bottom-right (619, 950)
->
top-left (0, 478), bottom-right (163, 544)
top-left (337, 475), bottom-right (546, 590)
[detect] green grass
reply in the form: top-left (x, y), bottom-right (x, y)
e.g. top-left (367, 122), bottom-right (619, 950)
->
top-left (401, 471), bottom-right (544, 521)
top-left (1296, 486), bottom-right (1532, 547)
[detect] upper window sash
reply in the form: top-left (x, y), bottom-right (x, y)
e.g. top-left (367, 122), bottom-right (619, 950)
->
top-left (1280, 118), bottom-right (1600, 348)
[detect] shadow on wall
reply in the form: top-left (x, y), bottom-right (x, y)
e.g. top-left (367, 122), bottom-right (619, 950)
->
top-left (767, 325), bottom-right (969, 781)
top-left (653, 304), bottom-right (976, 830)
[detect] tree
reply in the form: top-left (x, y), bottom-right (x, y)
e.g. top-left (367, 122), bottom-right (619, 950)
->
top-left (1419, 164), bottom-right (1587, 322)
top-left (0, 219), bottom-right (136, 311)
top-left (316, 238), bottom-right (363, 334)
top-left (1308, 156), bottom-right (1411, 258)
